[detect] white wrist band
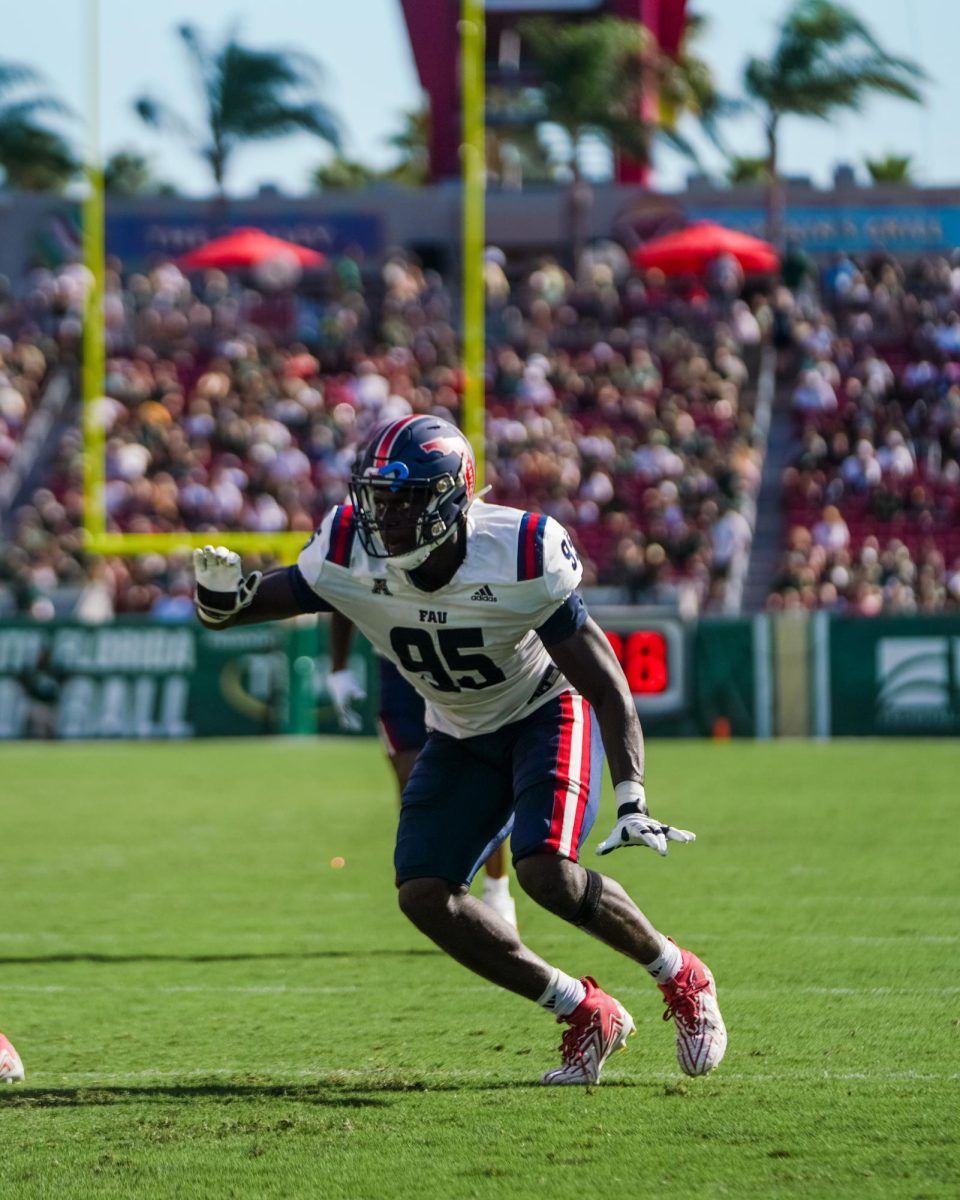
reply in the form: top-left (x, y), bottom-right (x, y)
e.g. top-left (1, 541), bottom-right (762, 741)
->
top-left (614, 781), bottom-right (646, 810)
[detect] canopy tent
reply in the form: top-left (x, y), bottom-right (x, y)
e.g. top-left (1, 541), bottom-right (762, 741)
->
top-left (176, 228), bottom-right (325, 271)
top-left (632, 221), bottom-right (779, 277)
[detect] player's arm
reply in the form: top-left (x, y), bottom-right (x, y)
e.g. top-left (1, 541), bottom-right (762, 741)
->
top-left (544, 608), bottom-right (695, 858)
top-left (330, 609), bottom-right (355, 671)
top-left (327, 610), bottom-right (366, 732)
top-left (544, 612), bottom-right (645, 789)
top-left (535, 519), bottom-right (693, 856)
top-left (193, 546), bottom-right (331, 628)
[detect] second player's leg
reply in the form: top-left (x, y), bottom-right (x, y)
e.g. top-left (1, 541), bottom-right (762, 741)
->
top-left (397, 876), bottom-right (549, 999)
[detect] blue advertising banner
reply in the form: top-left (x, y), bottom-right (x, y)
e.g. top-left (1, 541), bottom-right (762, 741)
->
top-left (105, 211), bottom-right (383, 263)
top-left (688, 204), bottom-right (960, 254)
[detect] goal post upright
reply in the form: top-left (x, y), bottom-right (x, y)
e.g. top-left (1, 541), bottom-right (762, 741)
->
top-left (80, 4), bottom-right (485, 566)
top-left (82, 0), bottom-right (107, 550)
top-left (460, 0), bottom-right (486, 486)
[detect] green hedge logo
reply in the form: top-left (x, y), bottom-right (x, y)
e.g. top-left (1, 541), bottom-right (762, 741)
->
top-left (876, 638), bottom-right (960, 728)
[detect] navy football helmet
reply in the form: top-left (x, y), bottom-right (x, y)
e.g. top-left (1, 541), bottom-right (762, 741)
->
top-left (349, 416), bottom-right (477, 568)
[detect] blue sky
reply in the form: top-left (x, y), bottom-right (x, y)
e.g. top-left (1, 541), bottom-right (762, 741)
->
top-left (3, 0), bottom-right (957, 196)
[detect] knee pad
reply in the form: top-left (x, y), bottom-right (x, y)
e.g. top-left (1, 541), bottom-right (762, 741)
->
top-left (572, 868), bottom-right (603, 927)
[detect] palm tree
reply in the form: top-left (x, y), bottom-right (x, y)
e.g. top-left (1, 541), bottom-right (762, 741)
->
top-left (104, 149), bottom-right (177, 196)
top-left (0, 60), bottom-right (76, 192)
top-left (657, 10), bottom-right (741, 160)
top-left (726, 155), bottom-right (771, 186)
top-left (515, 14), bottom-right (736, 258)
top-left (312, 156), bottom-right (377, 192)
top-left (486, 126), bottom-right (557, 188)
top-left (384, 108), bottom-right (430, 186)
top-left (743, 0), bottom-right (926, 242)
top-left (519, 13), bottom-right (733, 180)
top-left (518, 17), bottom-right (656, 182)
top-left (865, 153), bottom-right (913, 185)
top-left (135, 24), bottom-right (341, 199)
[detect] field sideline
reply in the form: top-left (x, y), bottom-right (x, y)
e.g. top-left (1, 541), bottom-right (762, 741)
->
top-left (2, 739), bottom-right (957, 1199)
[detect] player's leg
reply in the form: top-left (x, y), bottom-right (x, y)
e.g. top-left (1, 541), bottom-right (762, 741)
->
top-left (511, 693), bottom-right (726, 1077)
top-left (379, 656), bottom-right (517, 925)
top-left (394, 726), bottom-right (634, 1084)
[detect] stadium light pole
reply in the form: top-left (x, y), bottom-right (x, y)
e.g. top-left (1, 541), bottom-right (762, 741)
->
top-left (460, 0), bottom-right (486, 487)
top-left (82, 0), bottom-right (107, 549)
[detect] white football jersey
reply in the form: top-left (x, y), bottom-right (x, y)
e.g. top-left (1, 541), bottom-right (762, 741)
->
top-left (297, 501), bottom-right (583, 738)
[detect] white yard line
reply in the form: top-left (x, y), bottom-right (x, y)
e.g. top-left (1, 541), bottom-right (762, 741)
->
top-left (2, 983), bottom-right (959, 998)
top-left (2, 929), bottom-right (956, 942)
top-left (16, 1066), bottom-right (960, 1085)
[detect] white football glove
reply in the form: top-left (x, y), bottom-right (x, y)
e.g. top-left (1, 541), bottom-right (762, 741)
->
top-left (193, 545), bottom-right (262, 624)
top-left (596, 782), bottom-right (696, 858)
top-left (327, 668), bottom-right (366, 733)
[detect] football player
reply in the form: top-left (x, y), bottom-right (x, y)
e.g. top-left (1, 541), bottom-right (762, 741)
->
top-left (326, 621), bottom-right (518, 928)
top-left (194, 416), bottom-right (727, 1084)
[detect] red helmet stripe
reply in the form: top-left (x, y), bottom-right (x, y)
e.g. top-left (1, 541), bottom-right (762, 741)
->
top-left (371, 414), bottom-right (429, 463)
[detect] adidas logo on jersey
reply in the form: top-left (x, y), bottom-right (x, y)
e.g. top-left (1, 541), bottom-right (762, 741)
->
top-left (470, 585), bottom-right (498, 602)
top-left (371, 578), bottom-right (392, 595)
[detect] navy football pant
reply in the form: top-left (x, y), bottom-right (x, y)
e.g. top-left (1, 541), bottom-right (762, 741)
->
top-left (394, 691), bottom-right (603, 887)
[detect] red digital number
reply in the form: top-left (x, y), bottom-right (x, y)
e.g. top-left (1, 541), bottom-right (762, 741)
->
top-left (603, 629), bottom-right (669, 694)
top-left (624, 631), bottom-right (668, 694)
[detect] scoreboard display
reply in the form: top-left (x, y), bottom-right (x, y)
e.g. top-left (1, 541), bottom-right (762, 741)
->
top-left (594, 611), bottom-right (686, 716)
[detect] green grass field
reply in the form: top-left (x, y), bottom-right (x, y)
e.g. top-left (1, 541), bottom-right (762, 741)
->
top-left (2, 739), bottom-right (958, 1199)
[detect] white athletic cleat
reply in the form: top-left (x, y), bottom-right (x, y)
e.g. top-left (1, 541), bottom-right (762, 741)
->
top-left (658, 944), bottom-right (727, 1076)
top-left (0, 1034), bottom-right (24, 1083)
top-left (481, 882), bottom-right (518, 930)
top-left (541, 976), bottom-right (635, 1085)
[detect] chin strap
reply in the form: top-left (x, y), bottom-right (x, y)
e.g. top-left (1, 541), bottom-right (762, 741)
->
top-left (387, 493), bottom-right (489, 571)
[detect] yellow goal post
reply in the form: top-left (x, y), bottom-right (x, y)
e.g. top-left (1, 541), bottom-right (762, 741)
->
top-left (81, 0), bottom-right (485, 564)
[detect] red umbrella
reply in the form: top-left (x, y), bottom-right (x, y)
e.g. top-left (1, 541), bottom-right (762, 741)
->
top-left (176, 227), bottom-right (325, 271)
top-left (633, 221), bottom-right (779, 276)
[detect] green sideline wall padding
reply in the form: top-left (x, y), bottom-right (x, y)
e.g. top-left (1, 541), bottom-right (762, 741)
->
top-left (1, 614), bottom-right (958, 740)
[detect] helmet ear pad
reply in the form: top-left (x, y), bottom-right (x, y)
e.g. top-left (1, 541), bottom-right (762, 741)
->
top-left (349, 417), bottom-right (475, 563)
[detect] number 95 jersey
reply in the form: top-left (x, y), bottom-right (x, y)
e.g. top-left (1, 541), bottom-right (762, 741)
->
top-left (297, 501), bottom-right (583, 739)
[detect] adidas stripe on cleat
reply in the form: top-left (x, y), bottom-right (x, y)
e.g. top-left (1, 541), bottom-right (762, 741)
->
top-left (658, 944), bottom-right (727, 1076)
top-left (541, 976), bottom-right (635, 1085)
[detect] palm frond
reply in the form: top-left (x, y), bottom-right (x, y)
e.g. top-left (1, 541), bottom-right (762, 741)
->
top-left (0, 59), bottom-right (45, 95)
top-left (233, 101), bottom-right (341, 149)
top-left (134, 96), bottom-right (196, 141)
top-left (746, 0), bottom-right (926, 120)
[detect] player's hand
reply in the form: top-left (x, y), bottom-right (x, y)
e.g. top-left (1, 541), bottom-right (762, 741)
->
top-left (327, 669), bottom-right (366, 732)
top-left (596, 813), bottom-right (696, 857)
top-left (193, 545), bottom-right (262, 624)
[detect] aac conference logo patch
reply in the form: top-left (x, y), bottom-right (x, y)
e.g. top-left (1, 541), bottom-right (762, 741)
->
top-left (875, 637), bottom-right (960, 729)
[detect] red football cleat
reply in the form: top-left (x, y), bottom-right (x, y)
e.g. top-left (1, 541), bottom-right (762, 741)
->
top-left (541, 976), bottom-right (635, 1085)
top-left (658, 944), bottom-right (727, 1076)
top-left (0, 1034), bottom-right (24, 1083)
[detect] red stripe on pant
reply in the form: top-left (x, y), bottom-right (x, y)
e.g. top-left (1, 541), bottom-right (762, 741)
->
top-left (567, 703), bottom-right (592, 854)
top-left (545, 692), bottom-right (576, 852)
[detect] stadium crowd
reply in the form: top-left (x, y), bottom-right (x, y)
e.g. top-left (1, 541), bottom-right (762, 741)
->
top-left (1, 249), bottom-right (765, 618)
top-left (8, 240), bottom-right (960, 618)
top-left (768, 252), bottom-right (960, 612)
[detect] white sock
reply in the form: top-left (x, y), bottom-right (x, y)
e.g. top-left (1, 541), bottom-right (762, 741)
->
top-left (537, 968), bottom-right (587, 1017)
top-left (644, 937), bottom-right (683, 984)
top-left (482, 874), bottom-right (510, 899)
